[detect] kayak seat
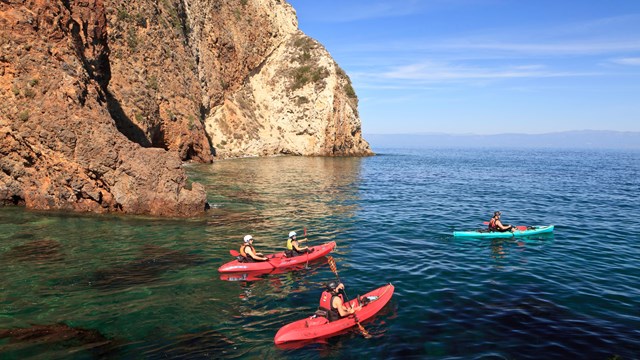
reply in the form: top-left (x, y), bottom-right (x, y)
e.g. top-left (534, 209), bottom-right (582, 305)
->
top-left (306, 315), bottom-right (329, 327)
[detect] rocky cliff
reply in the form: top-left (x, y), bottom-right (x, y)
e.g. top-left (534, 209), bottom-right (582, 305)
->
top-left (0, 0), bottom-right (372, 217)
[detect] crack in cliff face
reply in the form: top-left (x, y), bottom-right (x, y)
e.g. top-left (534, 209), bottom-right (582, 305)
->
top-left (182, 0), bottom-right (208, 116)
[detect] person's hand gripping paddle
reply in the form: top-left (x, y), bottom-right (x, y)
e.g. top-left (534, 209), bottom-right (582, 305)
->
top-left (326, 256), bottom-right (371, 338)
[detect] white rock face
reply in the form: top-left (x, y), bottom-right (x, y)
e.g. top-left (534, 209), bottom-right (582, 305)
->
top-left (204, 1), bottom-right (372, 158)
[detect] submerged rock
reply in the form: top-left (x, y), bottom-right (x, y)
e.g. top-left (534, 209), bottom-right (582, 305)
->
top-left (3, 239), bottom-right (63, 262)
top-left (89, 245), bottom-right (207, 290)
top-left (0, 323), bottom-right (116, 357)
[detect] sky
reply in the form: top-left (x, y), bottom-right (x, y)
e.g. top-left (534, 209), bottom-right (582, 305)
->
top-left (287, 0), bottom-right (640, 135)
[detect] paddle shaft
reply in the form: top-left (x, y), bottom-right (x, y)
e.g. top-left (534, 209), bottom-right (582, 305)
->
top-left (325, 256), bottom-right (370, 338)
top-left (327, 256), bottom-right (351, 305)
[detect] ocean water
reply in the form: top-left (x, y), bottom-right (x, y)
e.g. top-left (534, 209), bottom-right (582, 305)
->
top-left (1, 147), bottom-right (639, 359)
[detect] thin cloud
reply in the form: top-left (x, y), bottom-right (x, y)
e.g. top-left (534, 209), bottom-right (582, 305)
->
top-left (379, 62), bottom-right (598, 81)
top-left (335, 40), bottom-right (640, 57)
top-left (610, 57), bottom-right (640, 66)
top-left (441, 41), bottom-right (640, 55)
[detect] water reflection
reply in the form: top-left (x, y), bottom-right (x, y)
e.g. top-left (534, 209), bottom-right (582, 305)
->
top-left (189, 156), bottom-right (364, 238)
top-left (219, 258), bottom-right (329, 282)
top-left (488, 234), bottom-right (555, 261)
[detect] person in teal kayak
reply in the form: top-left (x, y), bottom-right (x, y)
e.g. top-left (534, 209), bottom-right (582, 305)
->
top-left (318, 281), bottom-right (361, 322)
top-left (239, 235), bottom-right (269, 262)
top-left (285, 231), bottom-right (313, 257)
top-left (488, 211), bottom-right (514, 232)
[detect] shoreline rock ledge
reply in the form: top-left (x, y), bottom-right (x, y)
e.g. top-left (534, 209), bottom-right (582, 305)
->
top-left (0, 0), bottom-right (372, 217)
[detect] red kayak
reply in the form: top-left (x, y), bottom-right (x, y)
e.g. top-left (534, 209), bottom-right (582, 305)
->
top-left (218, 241), bottom-right (336, 273)
top-left (274, 283), bottom-right (394, 344)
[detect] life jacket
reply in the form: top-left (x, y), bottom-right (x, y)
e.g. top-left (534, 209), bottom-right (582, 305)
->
top-left (318, 291), bottom-right (343, 322)
top-left (239, 244), bottom-right (255, 259)
top-left (286, 238), bottom-right (293, 250)
top-left (488, 217), bottom-right (498, 231)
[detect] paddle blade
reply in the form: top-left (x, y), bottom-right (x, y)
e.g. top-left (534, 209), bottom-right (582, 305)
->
top-left (229, 250), bottom-right (240, 257)
top-left (357, 322), bottom-right (371, 338)
top-left (353, 315), bottom-right (371, 339)
top-left (327, 256), bottom-right (338, 274)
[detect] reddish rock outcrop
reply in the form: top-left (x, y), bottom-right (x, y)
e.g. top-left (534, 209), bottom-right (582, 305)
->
top-left (0, 0), bottom-right (206, 216)
top-left (0, 0), bottom-right (371, 216)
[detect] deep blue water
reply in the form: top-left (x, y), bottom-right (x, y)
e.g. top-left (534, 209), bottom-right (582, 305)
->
top-left (1, 147), bottom-right (639, 359)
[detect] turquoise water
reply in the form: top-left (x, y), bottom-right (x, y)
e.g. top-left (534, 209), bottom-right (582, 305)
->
top-left (1, 148), bottom-right (639, 359)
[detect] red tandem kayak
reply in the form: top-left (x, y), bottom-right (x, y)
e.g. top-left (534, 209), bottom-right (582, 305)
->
top-left (274, 283), bottom-right (394, 344)
top-left (218, 241), bottom-right (336, 273)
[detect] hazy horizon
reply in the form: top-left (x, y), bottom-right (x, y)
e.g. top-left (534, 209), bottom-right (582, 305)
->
top-left (364, 130), bottom-right (640, 149)
top-left (364, 129), bottom-right (640, 136)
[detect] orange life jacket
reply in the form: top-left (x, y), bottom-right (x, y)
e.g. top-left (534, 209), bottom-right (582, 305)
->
top-left (239, 244), bottom-right (255, 258)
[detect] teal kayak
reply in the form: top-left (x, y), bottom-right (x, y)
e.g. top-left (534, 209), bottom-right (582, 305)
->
top-left (453, 225), bottom-right (554, 238)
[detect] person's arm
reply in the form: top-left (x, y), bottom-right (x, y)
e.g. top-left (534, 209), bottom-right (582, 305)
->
top-left (333, 284), bottom-right (362, 317)
top-left (292, 241), bottom-right (308, 251)
top-left (496, 220), bottom-right (512, 230)
top-left (246, 247), bottom-right (268, 261)
top-left (334, 297), bottom-right (354, 317)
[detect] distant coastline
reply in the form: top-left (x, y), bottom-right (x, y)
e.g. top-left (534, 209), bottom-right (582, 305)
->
top-left (365, 130), bottom-right (640, 149)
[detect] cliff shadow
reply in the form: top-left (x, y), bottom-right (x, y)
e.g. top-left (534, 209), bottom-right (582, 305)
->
top-left (105, 89), bottom-right (151, 147)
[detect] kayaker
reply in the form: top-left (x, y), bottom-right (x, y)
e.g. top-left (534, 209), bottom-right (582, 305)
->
top-left (285, 231), bottom-right (313, 257)
top-left (488, 211), bottom-right (514, 232)
top-left (239, 235), bottom-right (269, 262)
top-left (318, 281), bottom-right (361, 322)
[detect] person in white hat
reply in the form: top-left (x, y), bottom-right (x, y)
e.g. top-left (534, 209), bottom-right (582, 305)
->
top-left (285, 231), bottom-right (313, 257)
top-left (239, 235), bottom-right (268, 262)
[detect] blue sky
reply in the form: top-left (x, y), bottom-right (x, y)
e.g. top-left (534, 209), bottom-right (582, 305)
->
top-left (288, 0), bottom-right (640, 135)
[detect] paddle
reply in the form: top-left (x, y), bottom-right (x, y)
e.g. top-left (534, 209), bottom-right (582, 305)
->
top-left (298, 227), bottom-right (311, 243)
top-left (326, 256), bottom-right (371, 338)
top-left (303, 227), bottom-right (310, 269)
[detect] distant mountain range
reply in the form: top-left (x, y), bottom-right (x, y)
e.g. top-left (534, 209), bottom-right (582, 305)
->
top-left (365, 130), bottom-right (640, 149)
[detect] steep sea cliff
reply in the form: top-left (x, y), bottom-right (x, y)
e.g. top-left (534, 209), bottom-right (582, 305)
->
top-left (0, 0), bottom-right (371, 217)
